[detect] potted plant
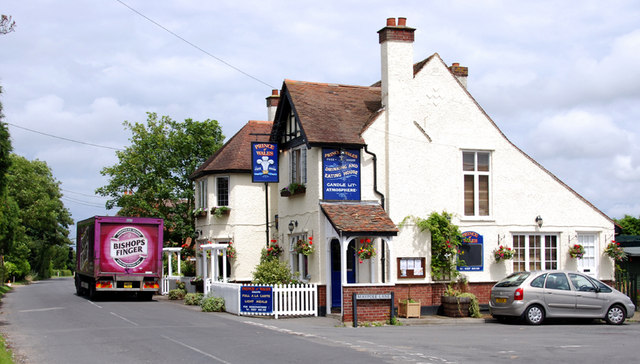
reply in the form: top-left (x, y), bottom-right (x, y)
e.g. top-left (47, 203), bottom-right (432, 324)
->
top-left (604, 240), bottom-right (627, 261)
top-left (211, 206), bottom-right (230, 218)
top-left (568, 244), bottom-right (585, 259)
top-left (357, 238), bottom-right (375, 263)
top-left (193, 207), bottom-right (207, 218)
top-left (262, 240), bottom-right (283, 260)
top-left (398, 298), bottom-right (421, 318)
top-left (295, 236), bottom-right (314, 256)
top-left (190, 276), bottom-right (204, 293)
top-left (280, 182), bottom-right (306, 197)
top-left (439, 278), bottom-right (481, 318)
top-left (493, 245), bottom-right (514, 262)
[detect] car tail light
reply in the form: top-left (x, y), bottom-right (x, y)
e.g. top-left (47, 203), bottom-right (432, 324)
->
top-left (143, 282), bottom-right (159, 289)
top-left (514, 287), bottom-right (524, 301)
top-left (96, 280), bottom-right (113, 289)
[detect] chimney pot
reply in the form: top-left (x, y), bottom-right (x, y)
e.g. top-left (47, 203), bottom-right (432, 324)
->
top-left (271, 89), bottom-right (279, 96)
top-left (386, 18), bottom-right (396, 26)
top-left (452, 62), bottom-right (459, 67)
top-left (397, 17), bottom-right (407, 26)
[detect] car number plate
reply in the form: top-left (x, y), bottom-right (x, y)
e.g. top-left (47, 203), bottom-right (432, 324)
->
top-left (496, 298), bottom-right (507, 303)
top-left (124, 282), bottom-right (133, 289)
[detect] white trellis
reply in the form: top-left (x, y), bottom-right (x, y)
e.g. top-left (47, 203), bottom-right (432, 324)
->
top-left (161, 247), bottom-right (182, 295)
top-left (199, 243), bottom-right (228, 295)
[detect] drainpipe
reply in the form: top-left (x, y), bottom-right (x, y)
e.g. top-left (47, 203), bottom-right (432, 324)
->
top-left (364, 145), bottom-right (387, 283)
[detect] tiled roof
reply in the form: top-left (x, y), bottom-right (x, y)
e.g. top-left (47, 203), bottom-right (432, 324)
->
top-left (320, 202), bottom-right (398, 236)
top-left (190, 120), bottom-right (273, 179)
top-left (284, 80), bottom-right (382, 146)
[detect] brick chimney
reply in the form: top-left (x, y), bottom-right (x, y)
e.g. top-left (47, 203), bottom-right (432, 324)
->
top-left (449, 62), bottom-right (468, 89)
top-left (378, 17), bottom-right (415, 109)
top-left (266, 89), bottom-right (280, 122)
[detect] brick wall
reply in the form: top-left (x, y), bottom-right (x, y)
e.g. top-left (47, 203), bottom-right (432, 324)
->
top-left (339, 282), bottom-right (496, 322)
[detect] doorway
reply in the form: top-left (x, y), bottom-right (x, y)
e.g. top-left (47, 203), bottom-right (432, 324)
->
top-left (330, 239), bottom-right (355, 309)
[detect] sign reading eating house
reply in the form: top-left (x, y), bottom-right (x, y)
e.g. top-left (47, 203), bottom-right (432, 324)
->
top-left (322, 148), bottom-right (361, 200)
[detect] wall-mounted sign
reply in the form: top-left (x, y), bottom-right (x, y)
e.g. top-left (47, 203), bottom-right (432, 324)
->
top-left (322, 148), bottom-right (361, 200)
top-left (240, 286), bottom-right (273, 314)
top-left (458, 231), bottom-right (484, 272)
top-left (251, 142), bottom-right (279, 183)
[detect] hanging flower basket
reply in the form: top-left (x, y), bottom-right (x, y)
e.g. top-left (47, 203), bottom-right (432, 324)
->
top-left (493, 245), bottom-right (514, 262)
top-left (295, 236), bottom-right (314, 256)
top-left (226, 241), bottom-right (236, 259)
top-left (193, 208), bottom-right (207, 218)
top-left (568, 244), bottom-right (585, 259)
top-left (357, 238), bottom-right (376, 263)
top-left (604, 240), bottom-right (627, 261)
top-left (211, 206), bottom-right (231, 218)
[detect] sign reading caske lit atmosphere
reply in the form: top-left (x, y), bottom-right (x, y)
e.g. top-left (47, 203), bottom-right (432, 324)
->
top-left (323, 148), bottom-right (361, 200)
top-left (251, 142), bottom-right (279, 183)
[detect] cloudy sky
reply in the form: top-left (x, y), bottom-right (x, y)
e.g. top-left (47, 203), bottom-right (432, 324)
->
top-left (2, 0), bottom-right (640, 238)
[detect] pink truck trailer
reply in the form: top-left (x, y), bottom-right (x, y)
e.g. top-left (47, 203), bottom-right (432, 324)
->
top-left (75, 216), bottom-right (164, 300)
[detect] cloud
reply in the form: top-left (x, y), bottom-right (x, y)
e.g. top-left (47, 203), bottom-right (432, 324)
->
top-left (527, 109), bottom-right (631, 159)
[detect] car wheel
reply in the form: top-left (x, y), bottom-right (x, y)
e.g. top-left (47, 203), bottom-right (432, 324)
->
top-left (524, 305), bottom-right (545, 325)
top-left (605, 305), bottom-right (626, 325)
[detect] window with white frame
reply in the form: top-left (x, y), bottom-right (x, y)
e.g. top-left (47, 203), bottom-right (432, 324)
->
top-left (196, 179), bottom-right (207, 209)
top-left (216, 176), bottom-right (229, 206)
top-left (463, 151), bottom-right (490, 217)
top-left (577, 233), bottom-right (597, 276)
top-left (289, 234), bottom-right (309, 280)
top-left (291, 146), bottom-right (307, 185)
top-left (512, 234), bottom-right (558, 271)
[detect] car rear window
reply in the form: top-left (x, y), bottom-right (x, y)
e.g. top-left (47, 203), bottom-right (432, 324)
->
top-left (530, 273), bottom-right (547, 288)
top-left (495, 272), bottom-right (531, 287)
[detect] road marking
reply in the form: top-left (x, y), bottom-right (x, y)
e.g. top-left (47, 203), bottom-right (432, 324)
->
top-left (161, 335), bottom-right (231, 364)
top-left (88, 300), bottom-right (103, 309)
top-left (110, 312), bottom-right (139, 326)
top-left (19, 307), bottom-right (65, 313)
top-left (558, 345), bottom-right (582, 348)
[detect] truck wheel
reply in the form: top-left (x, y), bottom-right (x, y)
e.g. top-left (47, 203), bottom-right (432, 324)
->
top-left (75, 276), bottom-right (83, 296)
top-left (88, 283), bottom-right (97, 300)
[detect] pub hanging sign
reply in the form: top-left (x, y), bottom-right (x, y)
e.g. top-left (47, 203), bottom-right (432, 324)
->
top-left (251, 142), bottom-right (279, 183)
top-left (322, 148), bottom-right (361, 200)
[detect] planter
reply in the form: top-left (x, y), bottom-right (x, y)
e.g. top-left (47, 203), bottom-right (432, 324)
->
top-left (398, 300), bottom-right (421, 318)
top-left (441, 295), bottom-right (471, 317)
top-left (281, 187), bottom-right (306, 197)
top-left (211, 207), bottom-right (230, 217)
top-left (280, 190), bottom-right (292, 197)
top-left (194, 211), bottom-right (207, 218)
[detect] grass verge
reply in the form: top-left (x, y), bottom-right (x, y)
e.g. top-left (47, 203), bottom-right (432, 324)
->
top-left (0, 285), bottom-right (14, 364)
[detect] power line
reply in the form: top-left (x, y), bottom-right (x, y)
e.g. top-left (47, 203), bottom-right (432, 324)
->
top-left (61, 196), bottom-right (107, 208)
top-left (61, 188), bottom-right (109, 199)
top-left (114, 0), bottom-right (276, 89)
top-left (7, 123), bottom-right (122, 151)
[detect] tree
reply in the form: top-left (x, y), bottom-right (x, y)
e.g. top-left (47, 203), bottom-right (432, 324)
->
top-left (615, 215), bottom-right (640, 236)
top-left (0, 15), bottom-right (16, 35)
top-left (6, 155), bottom-right (73, 279)
top-left (1, 85), bottom-right (20, 284)
top-left (96, 113), bottom-right (224, 246)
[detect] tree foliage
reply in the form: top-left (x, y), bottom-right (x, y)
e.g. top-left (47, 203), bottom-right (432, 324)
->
top-left (5, 155), bottom-right (73, 279)
top-left (615, 215), bottom-right (640, 236)
top-left (0, 15), bottom-right (16, 35)
top-left (96, 113), bottom-right (224, 246)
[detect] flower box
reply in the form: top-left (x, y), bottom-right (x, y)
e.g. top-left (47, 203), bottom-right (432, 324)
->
top-left (194, 210), bottom-right (207, 218)
top-left (280, 190), bottom-right (292, 197)
top-left (211, 206), bottom-right (230, 217)
top-left (398, 300), bottom-right (421, 318)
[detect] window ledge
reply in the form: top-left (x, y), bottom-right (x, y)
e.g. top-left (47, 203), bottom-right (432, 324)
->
top-left (459, 216), bottom-right (495, 223)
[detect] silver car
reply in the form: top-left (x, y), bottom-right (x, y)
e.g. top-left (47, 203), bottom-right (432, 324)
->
top-left (490, 270), bottom-right (636, 325)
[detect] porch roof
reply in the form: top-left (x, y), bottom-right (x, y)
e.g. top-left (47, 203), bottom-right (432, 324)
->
top-left (320, 202), bottom-right (398, 236)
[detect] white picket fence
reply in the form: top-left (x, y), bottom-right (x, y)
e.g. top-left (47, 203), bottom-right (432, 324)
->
top-left (272, 283), bottom-right (318, 319)
top-left (207, 282), bottom-right (317, 319)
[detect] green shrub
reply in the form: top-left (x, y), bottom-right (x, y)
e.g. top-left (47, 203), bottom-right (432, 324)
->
top-left (201, 296), bottom-right (225, 312)
top-left (252, 259), bottom-right (295, 285)
top-left (184, 293), bottom-right (204, 306)
top-left (458, 292), bottom-right (481, 318)
top-left (51, 269), bottom-right (73, 277)
top-left (168, 288), bottom-right (186, 300)
top-left (176, 281), bottom-right (186, 290)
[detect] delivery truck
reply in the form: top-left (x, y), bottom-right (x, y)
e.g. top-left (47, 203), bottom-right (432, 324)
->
top-left (75, 216), bottom-right (163, 300)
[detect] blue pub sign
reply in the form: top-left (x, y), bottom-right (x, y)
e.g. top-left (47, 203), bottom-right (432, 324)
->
top-left (458, 231), bottom-right (484, 272)
top-left (251, 142), bottom-right (279, 183)
top-left (322, 148), bottom-right (361, 200)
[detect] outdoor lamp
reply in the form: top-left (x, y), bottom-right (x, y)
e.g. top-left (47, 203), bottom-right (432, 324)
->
top-left (288, 220), bottom-right (298, 233)
top-left (535, 215), bottom-right (543, 228)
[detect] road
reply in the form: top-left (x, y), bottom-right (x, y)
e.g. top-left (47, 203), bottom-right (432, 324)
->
top-left (1, 278), bottom-right (639, 363)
